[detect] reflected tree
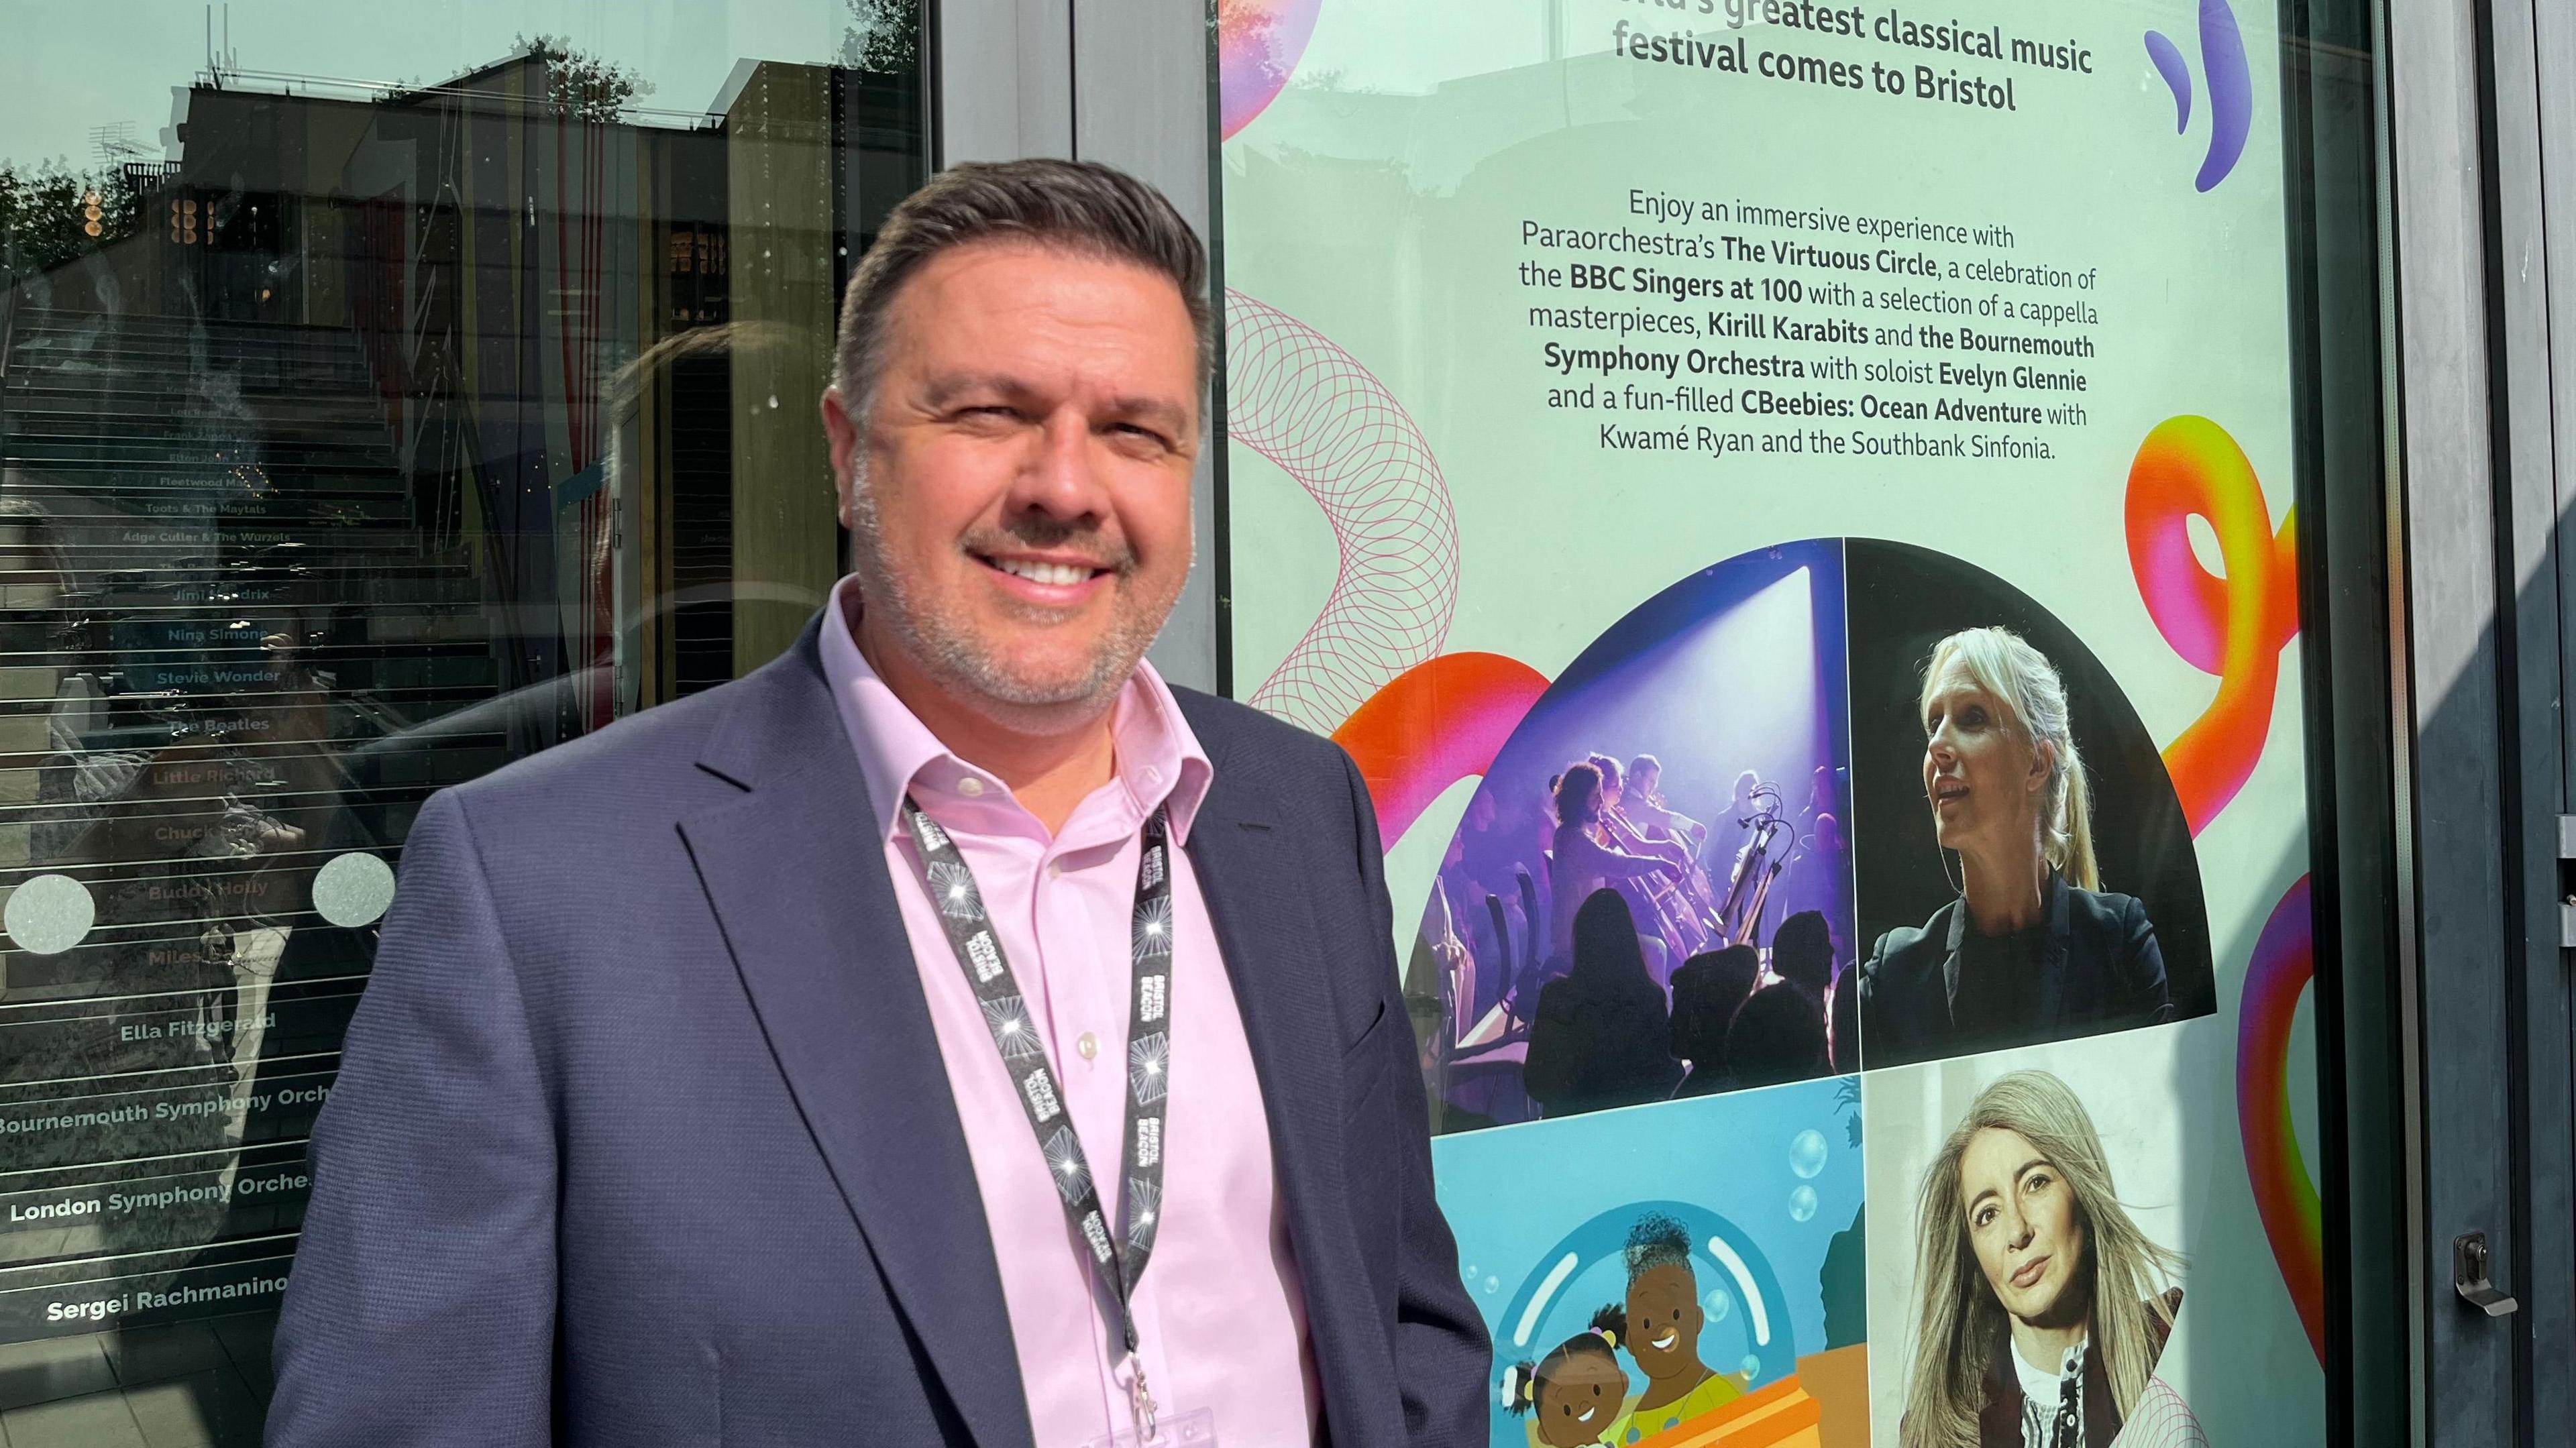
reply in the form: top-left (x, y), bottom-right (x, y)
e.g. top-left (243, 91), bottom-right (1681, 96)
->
top-left (516, 34), bottom-right (657, 122)
top-left (841, 0), bottom-right (922, 74)
top-left (0, 161), bottom-right (142, 283)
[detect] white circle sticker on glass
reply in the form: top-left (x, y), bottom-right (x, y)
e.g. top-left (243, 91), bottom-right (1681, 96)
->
top-left (312, 852), bottom-right (396, 928)
top-left (5, 873), bottom-right (95, 955)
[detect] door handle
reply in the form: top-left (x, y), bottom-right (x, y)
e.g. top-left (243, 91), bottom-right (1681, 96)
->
top-left (2454, 1233), bottom-right (2519, 1317)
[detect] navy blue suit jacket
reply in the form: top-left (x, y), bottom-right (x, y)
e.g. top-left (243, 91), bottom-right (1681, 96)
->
top-left (268, 620), bottom-right (1490, 1446)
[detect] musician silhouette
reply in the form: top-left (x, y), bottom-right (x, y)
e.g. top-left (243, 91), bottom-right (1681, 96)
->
top-left (1548, 764), bottom-right (1690, 984)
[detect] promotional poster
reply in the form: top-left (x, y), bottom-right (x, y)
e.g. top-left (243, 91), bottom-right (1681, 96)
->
top-left (1220, 0), bottom-right (2320, 1441)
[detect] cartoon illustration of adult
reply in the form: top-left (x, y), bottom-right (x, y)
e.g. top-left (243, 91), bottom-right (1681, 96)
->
top-left (1614, 1213), bottom-right (1745, 1441)
top-left (1503, 1305), bottom-right (1634, 1447)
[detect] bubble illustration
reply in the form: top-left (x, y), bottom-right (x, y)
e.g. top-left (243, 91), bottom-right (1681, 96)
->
top-left (1739, 1354), bottom-right (1762, 1380)
top-left (1788, 1185), bottom-right (1819, 1223)
top-left (1702, 1288), bottom-right (1733, 1325)
top-left (1789, 1128), bottom-right (1828, 1180)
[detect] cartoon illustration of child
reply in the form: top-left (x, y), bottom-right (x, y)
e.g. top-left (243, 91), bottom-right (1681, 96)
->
top-left (1612, 1213), bottom-right (1745, 1442)
top-left (1503, 1305), bottom-right (1633, 1447)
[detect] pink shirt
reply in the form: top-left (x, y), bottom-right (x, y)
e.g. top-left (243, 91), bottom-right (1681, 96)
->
top-left (818, 578), bottom-right (1322, 1447)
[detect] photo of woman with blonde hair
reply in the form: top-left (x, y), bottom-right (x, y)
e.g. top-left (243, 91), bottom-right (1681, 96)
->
top-left (1899, 1070), bottom-right (2184, 1448)
top-left (1858, 626), bottom-right (2176, 1067)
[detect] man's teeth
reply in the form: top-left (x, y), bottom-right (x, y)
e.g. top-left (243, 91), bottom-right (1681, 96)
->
top-left (1652, 1332), bottom-right (1678, 1350)
top-left (994, 558), bottom-right (1090, 586)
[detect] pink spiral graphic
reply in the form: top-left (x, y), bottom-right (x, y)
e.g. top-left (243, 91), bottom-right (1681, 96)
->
top-left (1227, 288), bottom-right (1461, 734)
top-left (2119, 1380), bottom-right (2210, 1447)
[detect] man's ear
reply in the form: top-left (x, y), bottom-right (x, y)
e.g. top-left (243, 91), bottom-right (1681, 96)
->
top-left (820, 386), bottom-right (862, 528)
top-left (2027, 738), bottom-right (2055, 794)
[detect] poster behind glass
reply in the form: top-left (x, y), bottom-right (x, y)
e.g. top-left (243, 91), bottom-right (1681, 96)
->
top-left (1219, 0), bottom-right (2327, 1442)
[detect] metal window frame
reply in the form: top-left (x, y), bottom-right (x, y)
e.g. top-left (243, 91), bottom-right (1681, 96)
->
top-left (2381, 0), bottom-right (2576, 1437)
top-left (926, 0), bottom-right (1224, 693)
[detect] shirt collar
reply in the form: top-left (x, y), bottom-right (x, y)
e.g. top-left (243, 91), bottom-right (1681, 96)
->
top-left (815, 574), bottom-right (1215, 845)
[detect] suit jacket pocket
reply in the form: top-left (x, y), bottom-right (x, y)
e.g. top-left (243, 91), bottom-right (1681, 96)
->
top-left (1336, 997), bottom-right (1403, 1290)
top-left (1340, 998), bottom-right (1393, 1122)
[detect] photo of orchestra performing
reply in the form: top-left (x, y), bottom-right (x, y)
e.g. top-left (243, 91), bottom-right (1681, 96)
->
top-left (1410, 541), bottom-right (1858, 1131)
top-left (1842, 541), bottom-right (2214, 1071)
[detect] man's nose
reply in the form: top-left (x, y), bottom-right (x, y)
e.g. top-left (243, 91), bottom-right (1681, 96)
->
top-left (1009, 407), bottom-right (1113, 522)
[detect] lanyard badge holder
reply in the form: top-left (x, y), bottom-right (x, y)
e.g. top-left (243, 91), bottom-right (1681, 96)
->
top-left (902, 801), bottom-right (1185, 1444)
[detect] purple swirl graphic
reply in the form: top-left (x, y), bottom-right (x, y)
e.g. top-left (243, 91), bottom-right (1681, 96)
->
top-left (2145, 0), bottom-right (2251, 191)
top-left (2195, 0), bottom-right (2252, 191)
top-left (1218, 0), bottom-right (1324, 140)
top-left (2145, 30), bottom-right (2192, 133)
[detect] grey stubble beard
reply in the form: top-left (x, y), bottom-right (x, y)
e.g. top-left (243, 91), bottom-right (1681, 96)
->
top-left (843, 468), bottom-right (1177, 732)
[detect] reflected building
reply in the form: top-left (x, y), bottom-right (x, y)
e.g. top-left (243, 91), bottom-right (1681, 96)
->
top-left (0, 43), bottom-right (921, 1345)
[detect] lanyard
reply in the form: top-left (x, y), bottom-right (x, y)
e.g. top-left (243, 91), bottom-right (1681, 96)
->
top-left (900, 798), bottom-right (1175, 1439)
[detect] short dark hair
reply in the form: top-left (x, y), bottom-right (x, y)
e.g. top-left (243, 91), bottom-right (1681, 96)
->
top-left (1555, 763), bottom-right (1603, 823)
top-left (830, 158), bottom-right (1213, 421)
top-left (1771, 909), bottom-right (1835, 997)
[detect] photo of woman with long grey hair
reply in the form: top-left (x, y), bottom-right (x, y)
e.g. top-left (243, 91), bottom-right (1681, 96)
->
top-left (1858, 626), bottom-right (2174, 1068)
top-left (1899, 1070), bottom-right (2184, 1448)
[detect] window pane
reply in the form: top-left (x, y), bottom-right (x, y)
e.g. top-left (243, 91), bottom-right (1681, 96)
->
top-left (1215, 0), bottom-right (2378, 1440)
top-left (0, 3), bottom-right (922, 1429)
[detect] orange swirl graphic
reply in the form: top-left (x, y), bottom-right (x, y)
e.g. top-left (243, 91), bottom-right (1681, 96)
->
top-left (2125, 416), bottom-right (2298, 832)
top-left (1330, 653), bottom-right (1550, 845)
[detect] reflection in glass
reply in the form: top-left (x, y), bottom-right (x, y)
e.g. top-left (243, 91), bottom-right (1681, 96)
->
top-left (0, 7), bottom-right (923, 1430)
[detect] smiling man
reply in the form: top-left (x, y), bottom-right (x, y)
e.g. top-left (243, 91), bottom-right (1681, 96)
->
top-left (268, 160), bottom-right (1488, 1448)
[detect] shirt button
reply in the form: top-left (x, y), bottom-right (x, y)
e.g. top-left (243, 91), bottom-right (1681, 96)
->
top-left (955, 777), bottom-right (985, 798)
top-left (1077, 1032), bottom-right (1099, 1060)
top-left (1046, 859), bottom-right (1064, 879)
top-left (1144, 766), bottom-right (1163, 786)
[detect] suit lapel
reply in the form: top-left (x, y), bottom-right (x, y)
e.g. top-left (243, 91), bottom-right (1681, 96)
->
top-left (678, 641), bottom-right (1031, 1448)
top-left (1183, 761), bottom-right (1387, 1437)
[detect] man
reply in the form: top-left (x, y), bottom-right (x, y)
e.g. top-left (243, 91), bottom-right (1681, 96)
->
top-left (268, 160), bottom-right (1489, 1447)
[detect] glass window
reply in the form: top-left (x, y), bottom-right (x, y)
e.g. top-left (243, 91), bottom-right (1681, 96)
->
top-left (0, 5), bottom-right (922, 1435)
top-left (1215, 0), bottom-right (2385, 1440)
